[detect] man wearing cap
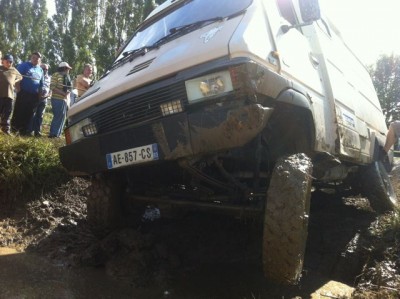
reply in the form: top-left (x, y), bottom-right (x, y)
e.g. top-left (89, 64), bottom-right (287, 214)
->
top-left (49, 61), bottom-right (72, 138)
top-left (0, 54), bottom-right (23, 135)
top-left (11, 51), bottom-right (44, 135)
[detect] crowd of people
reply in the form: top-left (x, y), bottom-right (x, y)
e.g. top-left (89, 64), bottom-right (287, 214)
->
top-left (0, 50), bottom-right (93, 138)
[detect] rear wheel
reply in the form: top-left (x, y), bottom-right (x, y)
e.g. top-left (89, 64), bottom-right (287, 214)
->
top-left (362, 161), bottom-right (398, 213)
top-left (87, 173), bottom-right (123, 233)
top-left (263, 153), bottom-right (313, 285)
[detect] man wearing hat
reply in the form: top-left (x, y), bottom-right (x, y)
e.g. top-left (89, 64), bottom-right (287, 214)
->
top-left (11, 51), bottom-right (44, 135)
top-left (49, 61), bottom-right (72, 138)
top-left (0, 54), bottom-right (22, 135)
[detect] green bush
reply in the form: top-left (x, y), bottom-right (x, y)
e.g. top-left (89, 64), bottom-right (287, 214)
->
top-left (0, 135), bottom-right (70, 207)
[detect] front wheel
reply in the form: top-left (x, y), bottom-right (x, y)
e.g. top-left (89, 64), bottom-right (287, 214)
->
top-left (263, 153), bottom-right (313, 285)
top-left (362, 161), bottom-right (398, 214)
top-left (87, 173), bottom-right (123, 233)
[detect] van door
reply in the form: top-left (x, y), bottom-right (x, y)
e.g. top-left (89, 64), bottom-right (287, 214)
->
top-left (311, 16), bottom-right (387, 162)
top-left (263, 0), bottom-right (336, 153)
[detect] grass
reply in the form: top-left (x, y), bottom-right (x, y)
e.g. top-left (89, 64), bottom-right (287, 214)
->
top-left (352, 164), bottom-right (400, 298)
top-left (0, 133), bottom-right (69, 208)
top-left (42, 105), bottom-right (53, 135)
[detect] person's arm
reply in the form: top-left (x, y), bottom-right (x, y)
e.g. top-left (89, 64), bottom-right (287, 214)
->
top-left (384, 122), bottom-right (398, 153)
top-left (14, 69), bottom-right (23, 83)
top-left (15, 63), bottom-right (26, 92)
top-left (39, 71), bottom-right (44, 94)
top-left (51, 73), bottom-right (69, 98)
top-left (42, 76), bottom-right (52, 98)
top-left (14, 69), bottom-right (23, 92)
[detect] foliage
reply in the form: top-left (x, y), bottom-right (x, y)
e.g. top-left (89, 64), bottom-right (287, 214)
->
top-left (353, 210), bottom-right (400, 298)
top-left (0, 135), bottom-right (70, 207)
top-left (369, 54), bottom-right (400, 124)
top-left (0, 0), bottom-right (162, 80)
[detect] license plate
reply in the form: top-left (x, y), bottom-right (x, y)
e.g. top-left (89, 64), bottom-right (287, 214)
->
top-left (106, 143), bottom-right (159, 169)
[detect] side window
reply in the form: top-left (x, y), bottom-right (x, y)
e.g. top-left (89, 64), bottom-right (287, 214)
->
top-left (276, 0), bottom-right (298, 26)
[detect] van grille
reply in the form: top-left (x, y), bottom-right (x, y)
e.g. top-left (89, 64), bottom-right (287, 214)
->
top-left (91, 82), bottom-right (188, 133)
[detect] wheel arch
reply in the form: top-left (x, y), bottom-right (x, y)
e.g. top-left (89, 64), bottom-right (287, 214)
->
top-left (262, 89), bottom-right (316, 160)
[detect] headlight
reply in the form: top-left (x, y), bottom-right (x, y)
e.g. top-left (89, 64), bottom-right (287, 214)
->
top-left (185, 70), bottom-right (233, 103)
top-left (64, 118), bottom-right (96, 144)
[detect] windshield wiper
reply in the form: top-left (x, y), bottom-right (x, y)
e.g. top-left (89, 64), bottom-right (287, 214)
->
top-left (170, 16), bottom-right (224, 34)
top-left (122, 45), bottom-right (156, 58)
top-left (152, 16), bottom-right (224, 48)
top-left (101, 46), bottom-right (156, 78)
top-left (110, 46), bottom-right (157, 70)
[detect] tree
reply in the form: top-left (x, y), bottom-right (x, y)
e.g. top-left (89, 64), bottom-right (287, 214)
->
top-left (26, 0), bottom-right (49, 57)
top-left (0, 0), bottom-right (165, 74)
top-left (95, 0), bottom-right (156, 75)
top-left (369, 54), bottom-right (400, 124)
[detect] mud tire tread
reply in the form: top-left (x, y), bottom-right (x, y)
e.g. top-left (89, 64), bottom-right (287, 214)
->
top-left (87, 174), bottom-right (122, 233)
top-left (362, 161), bottom-right (398, 214)
top-left (263, 153), bottom-right (313, 285)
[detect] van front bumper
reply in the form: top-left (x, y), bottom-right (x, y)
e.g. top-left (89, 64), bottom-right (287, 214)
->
top-left (59, 104), bottom-right (273, 175)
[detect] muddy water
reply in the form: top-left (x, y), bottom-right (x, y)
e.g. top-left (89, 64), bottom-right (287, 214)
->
top-left (0, 248), bottom-right (161, 299)
top-left (0, 186), bottom-right (371, 299)
top-left (0, 247), bottom-right (354, 299)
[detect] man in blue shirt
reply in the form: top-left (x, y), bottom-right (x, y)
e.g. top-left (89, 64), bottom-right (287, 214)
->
top-left (28, 63), bottom-right (51, 137)
top-left (11, 51), bottom-right (44, 135)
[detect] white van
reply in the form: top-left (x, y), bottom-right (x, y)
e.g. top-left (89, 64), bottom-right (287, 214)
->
top-left (59, 0), bottom-right (397, 284)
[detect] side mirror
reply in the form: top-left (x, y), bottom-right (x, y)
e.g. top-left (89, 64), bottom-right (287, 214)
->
top-left (299, 0), bottom-right (321, 23)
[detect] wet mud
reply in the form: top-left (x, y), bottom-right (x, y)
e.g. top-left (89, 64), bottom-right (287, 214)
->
top-left (0, 173), bottom-right (398, 298)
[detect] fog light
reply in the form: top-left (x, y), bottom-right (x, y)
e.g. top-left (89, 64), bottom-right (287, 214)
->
top-left (82, 122), bottom-right (98, 137)
top-left (160, 100), bottom-right (183, 116)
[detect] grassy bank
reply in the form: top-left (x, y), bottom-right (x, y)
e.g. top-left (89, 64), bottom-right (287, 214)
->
top-left (0, 134), bottom-right (69, 208)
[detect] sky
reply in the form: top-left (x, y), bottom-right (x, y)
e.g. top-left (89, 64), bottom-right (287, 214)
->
top-left (46, 0), bottom-right (399, 65)
top-left (320, 0), bottom-right (400, 65)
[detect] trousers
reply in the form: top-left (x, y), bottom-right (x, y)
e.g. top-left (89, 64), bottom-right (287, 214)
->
top-left (49, 98), bottom-right (67, 137)
top-left (0, 97), bottom-right (12, 133)
top-left (28, 99), bottom-right (48, 135)
top-left (11, 90), bottom-right (39, 135)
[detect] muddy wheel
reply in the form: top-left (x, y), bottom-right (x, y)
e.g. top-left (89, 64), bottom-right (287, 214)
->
top-left (87, 173), bottom-right (123, 233)
top-left (263, 153), bottom-right (313, 285)
top-left (362, 161), bottom-right (398, 214)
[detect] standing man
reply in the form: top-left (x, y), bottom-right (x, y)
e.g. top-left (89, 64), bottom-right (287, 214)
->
top-left (29, 63), bottom-right (51, 137)
top-left (75, 64), bottom-right (93, 97)
top-left (11, 51), bottom-right (44, 135)
top-left (49, 61), bottom-right (72, 138)
top-left (0, 54), bottom-right (23, 135)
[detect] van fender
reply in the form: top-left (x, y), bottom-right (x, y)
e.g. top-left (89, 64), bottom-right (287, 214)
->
top-left (275, 89), bottom-right (312, 110)
top-left (264, 88), bottom-right (316, 159)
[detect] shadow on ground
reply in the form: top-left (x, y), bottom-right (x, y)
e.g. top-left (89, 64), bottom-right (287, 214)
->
top-left (0, 184), bottom-right (378, 299)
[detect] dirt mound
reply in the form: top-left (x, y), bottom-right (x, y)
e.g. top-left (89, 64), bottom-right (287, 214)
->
top-left (0, 177), bottom-right (88, 251)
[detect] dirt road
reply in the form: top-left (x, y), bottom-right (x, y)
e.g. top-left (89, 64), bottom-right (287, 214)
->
top-left (0, 175), bottom-right (384, 299)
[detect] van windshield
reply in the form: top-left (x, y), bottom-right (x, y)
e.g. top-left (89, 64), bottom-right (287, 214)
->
top-left (116, 0), bottom-right (252, 61)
